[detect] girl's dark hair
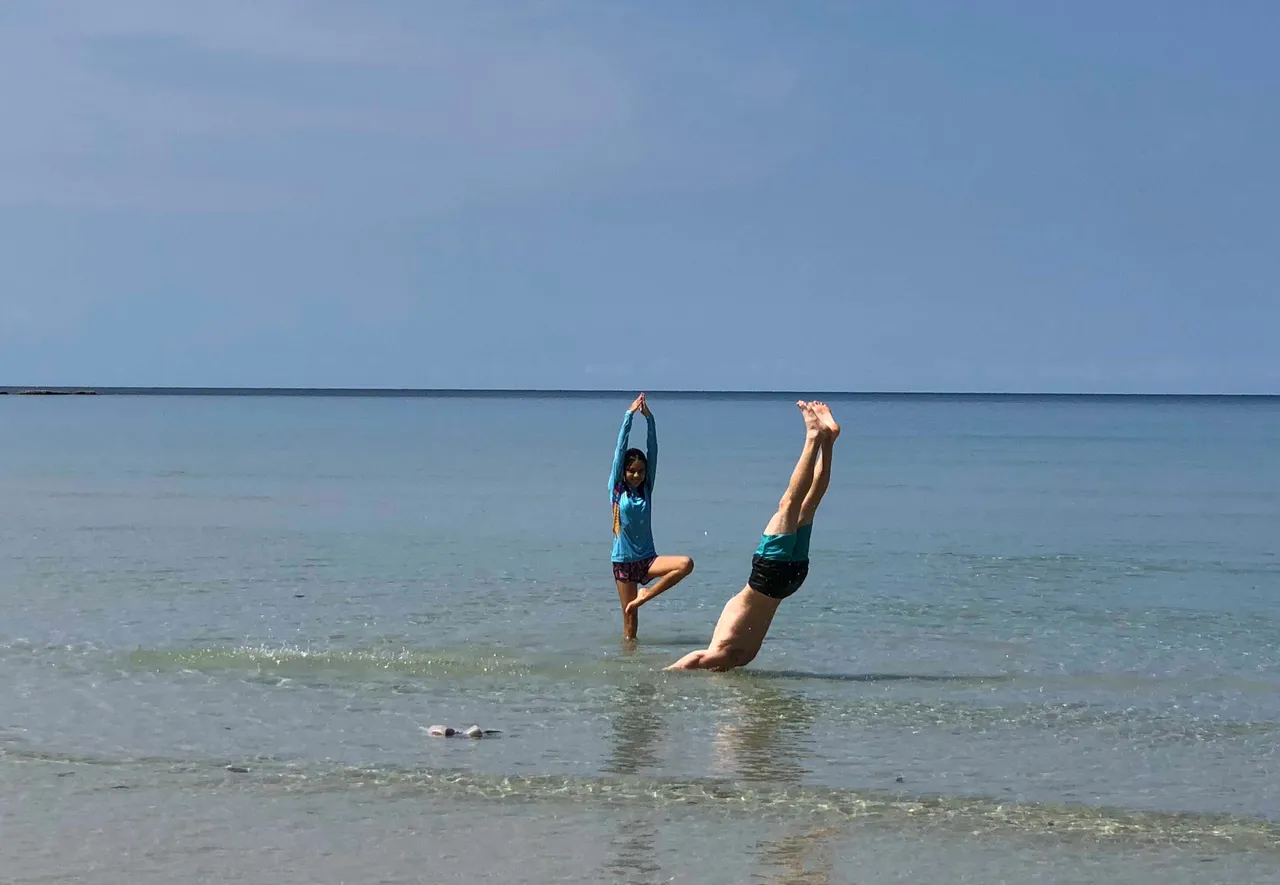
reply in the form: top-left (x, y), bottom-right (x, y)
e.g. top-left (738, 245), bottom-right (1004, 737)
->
top-left (623, 448), bottom-right (648, 498)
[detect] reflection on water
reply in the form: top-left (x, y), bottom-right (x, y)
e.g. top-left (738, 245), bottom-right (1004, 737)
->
top-left (598, 676), bottom-right (830, 882)
top-left (757, 827), bottom-right (841, 885)
top-left (711, 679), bottom-right (820, 784)
top-left (751, 669), bottom-right (1012, 684)
top-left (604, 679), bottom-right (664, 777)
top-left (604, 678), bottom-right (665, 884)
top-left (605, 817), bottom-right (662, 885)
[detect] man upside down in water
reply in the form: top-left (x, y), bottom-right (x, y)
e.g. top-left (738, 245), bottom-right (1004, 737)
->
top-left (667, 400), bottom-right (839, 672)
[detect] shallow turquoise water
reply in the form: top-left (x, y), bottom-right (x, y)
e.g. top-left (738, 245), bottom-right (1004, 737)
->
top-left (1, 393), bottom-right (1278, 882)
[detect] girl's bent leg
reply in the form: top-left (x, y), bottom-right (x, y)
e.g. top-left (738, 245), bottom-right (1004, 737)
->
top-left (636, 555), bottom-right (695, 607)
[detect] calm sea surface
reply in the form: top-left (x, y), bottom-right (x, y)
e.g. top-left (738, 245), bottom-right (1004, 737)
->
top-left (2, 393), bottom-right (1278, 883)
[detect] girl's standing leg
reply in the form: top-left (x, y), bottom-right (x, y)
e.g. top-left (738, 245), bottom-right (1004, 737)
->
top-left (616, 580), bottom-right (640, 640)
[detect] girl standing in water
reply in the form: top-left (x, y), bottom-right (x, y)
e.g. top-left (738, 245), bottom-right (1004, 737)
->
top-left (609, 393), bottom-right (695, 640)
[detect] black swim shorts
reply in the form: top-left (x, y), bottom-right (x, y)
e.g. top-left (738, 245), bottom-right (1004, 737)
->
top-left (748, 555), bottom-right (810, 601)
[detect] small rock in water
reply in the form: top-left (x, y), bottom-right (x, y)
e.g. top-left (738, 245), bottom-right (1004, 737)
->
top-left (422, 723), bottom-right (502, 738)
top-left (895, 776), bottom-right (904, 783)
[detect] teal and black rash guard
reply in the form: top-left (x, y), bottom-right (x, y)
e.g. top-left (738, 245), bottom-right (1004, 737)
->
top-left (609, 409), bottom-right (658, 563)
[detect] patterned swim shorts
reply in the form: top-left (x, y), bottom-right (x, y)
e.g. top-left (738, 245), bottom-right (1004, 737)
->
top-left (612, 556), bottom-right (656, 584)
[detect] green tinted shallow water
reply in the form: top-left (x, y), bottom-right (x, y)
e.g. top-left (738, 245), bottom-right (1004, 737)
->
top-left (2, 393), bottom-right (1278, 882)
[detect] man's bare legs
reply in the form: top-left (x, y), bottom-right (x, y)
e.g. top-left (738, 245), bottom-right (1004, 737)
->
top-left (798, 401), bottom-right (839, 528)
top-left (761, 402), bottom-right (824, 537)
top-left (666, 402), bottom-right (838, 672)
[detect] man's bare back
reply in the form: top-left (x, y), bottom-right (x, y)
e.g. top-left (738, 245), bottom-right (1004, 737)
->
top-left (667, 401), bottom-right (840, 672)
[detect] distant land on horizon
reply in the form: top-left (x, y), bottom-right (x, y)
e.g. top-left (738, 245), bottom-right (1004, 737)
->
top-left (1, 386), bottom-right (1276, 401)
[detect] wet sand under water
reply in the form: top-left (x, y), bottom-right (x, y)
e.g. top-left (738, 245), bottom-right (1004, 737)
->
top-left (4, 758), bottom-right (1278, 885)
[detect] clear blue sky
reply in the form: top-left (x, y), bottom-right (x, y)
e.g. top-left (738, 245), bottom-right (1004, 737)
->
top-left (1, 1), bottom-right (1276, 392)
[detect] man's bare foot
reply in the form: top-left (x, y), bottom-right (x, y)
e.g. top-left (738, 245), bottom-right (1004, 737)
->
top-left (798, 400), bottom-right (823, 437)
top-left (811, 401), bottom-right (840, 439)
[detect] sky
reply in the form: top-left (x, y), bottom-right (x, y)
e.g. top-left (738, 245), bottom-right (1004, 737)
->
top-left (1, 1), bottom-right (1277, 393)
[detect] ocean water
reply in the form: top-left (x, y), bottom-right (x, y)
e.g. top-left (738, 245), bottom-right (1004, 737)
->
top-left (1, 392), bottom-right (1277, 884)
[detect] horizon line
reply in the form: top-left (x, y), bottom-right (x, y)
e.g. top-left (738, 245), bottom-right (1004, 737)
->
top-left (1, 386), bottom-right (1277, 399)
